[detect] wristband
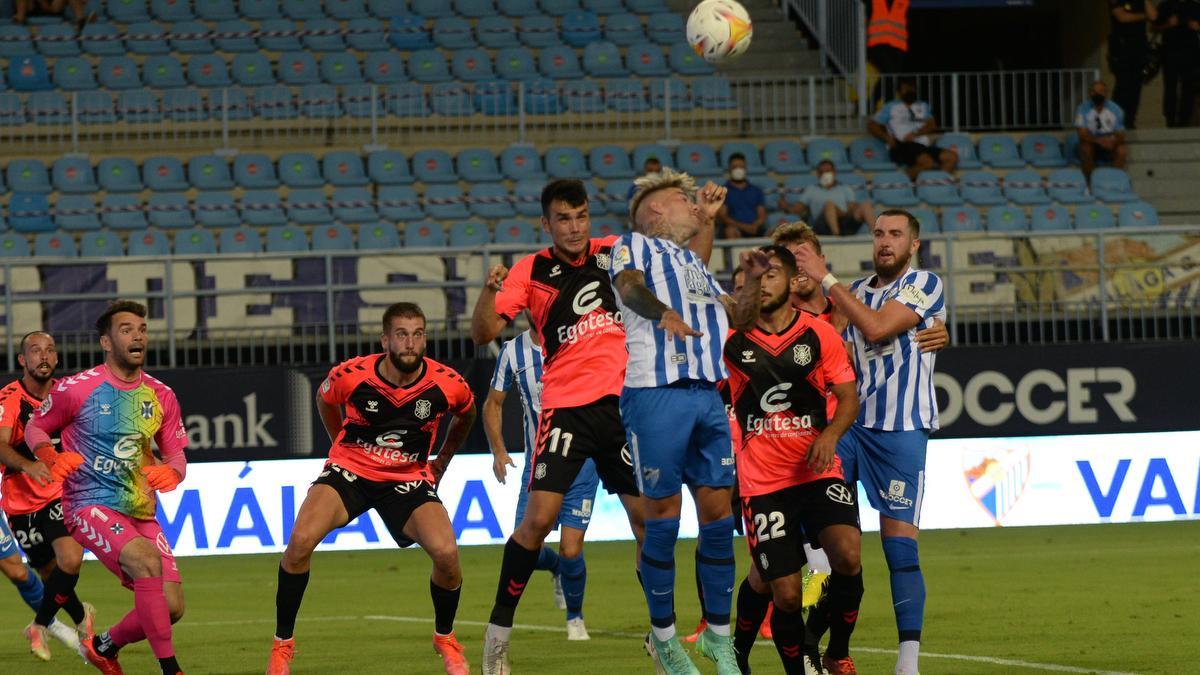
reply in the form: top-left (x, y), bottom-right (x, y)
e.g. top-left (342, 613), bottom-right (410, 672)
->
top-left (821, 273), bottom-right (839, 292)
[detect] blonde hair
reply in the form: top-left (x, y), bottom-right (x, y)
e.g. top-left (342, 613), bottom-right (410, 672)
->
top-left (627, 166), bottom-right (697, 228)
top-left (771, 220), bottom-right (823, 255)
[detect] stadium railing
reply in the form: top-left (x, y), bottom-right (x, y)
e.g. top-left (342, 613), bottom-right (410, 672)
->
top-left (780, 0), bottom-right (868, 113)
top-left (6, 225), bottom-right (1198, 372)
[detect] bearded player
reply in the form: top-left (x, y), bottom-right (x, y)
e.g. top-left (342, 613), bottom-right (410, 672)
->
top-left (25, 301), bottom-right (188, 675)
top-left (269, 302), bottom-right (477, 675)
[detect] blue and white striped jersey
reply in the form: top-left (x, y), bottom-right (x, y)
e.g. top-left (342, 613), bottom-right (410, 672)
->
top-left (609, 232), bottom-right (729, 388)
top-left (844, 267), bottom-right (946, 431)
top-left (488, 330), bottom-right (544, 456)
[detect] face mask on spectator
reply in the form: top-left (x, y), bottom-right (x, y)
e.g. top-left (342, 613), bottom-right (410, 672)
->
top-left (730, 167), bottom-right (747, 181)
top-left (1091, 93), bottom-right (1106, 107)
top-left (901, 90), bottom-right (917, 104)
top-left (819, 171), bottom-right (835, 187)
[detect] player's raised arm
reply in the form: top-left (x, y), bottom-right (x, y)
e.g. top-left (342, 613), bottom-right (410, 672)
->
top-left (471, 263), bottom-right (510, 344)
top-left (688, 181), bottom-right (726, 266)
top-left (719, 248), bottom-right (772, 331)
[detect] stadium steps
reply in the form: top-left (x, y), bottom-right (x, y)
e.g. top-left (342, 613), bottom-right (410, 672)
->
top-left (664, 0), bottom-right (821, 76)
top-left (1127, 127), bottom-right (1200, 224)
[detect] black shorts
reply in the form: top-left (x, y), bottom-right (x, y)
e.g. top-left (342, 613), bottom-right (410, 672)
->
top-left (7, 499), bottom-right (69, 569)
top-left (312, 463), bottom-right (442, 549)
top-left (812, 212), bottom-right (863, 237)
top-left (530, 395), bottom-right (638, 497)
top-left (741, 479), bottom-right (860, 581)
top-left (889, 141), bottom-right (940, 167)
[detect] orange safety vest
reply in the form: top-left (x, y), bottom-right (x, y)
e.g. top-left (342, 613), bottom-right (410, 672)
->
top-left (867, 0), bottom-right (909, 51)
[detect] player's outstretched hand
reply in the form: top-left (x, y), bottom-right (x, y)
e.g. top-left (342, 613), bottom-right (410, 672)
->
top-left (739, 248), bottom-right (775, 280)
top-left (791, 244), bottom-right (831, 285)
top-left (658, 309), bottom-right (703, 340)
top-left (485, 264), bottom-right (509, 292)
top-left (915, 319), bottom-right (949, 353)
top-left (697, 181), bottom-right (727, 222)
top-left (141, 464), bottom-right (182, 492)
top-left (49, 451), bottom-right (84, 482)
top-left (492, 450), bottom-right (516, 484)
top-left (807, 429), bottom-right (839, 474)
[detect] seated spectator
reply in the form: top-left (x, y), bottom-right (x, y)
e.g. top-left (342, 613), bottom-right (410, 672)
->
top-left (778, 160), bottom-right (874, 236)
top-left (717, 153), bottom-right (766, 238)
top-left (14, 0), bottom-right (93, 30)
top-left (627, 157), bottom-right (663, 201)
top-left (1075, 80), bottom-right (1128, 181)
top-left (869, 77), bottom-right (958, 180)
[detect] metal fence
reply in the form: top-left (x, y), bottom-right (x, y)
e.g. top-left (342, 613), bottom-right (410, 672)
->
top-left (7, 226), bottom-right (1199, 372)
top-left (781, 0), bottom-right (868, 115)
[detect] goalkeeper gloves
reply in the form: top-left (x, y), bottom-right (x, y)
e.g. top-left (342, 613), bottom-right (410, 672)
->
top-left (141, 464), bottom-right (182, 493)
top-left (49, 451), bottom-right (84, 482)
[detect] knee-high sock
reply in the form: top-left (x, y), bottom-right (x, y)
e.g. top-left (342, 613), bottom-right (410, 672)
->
top-left (733, 576), bottom-right (771, 660)
top-left (430, 579), bottom-right (461, 635)
top-left (883, 536), bottom-right (924, 674)
top-left (535, 546), bottom-right (561, 574)
top-left (14, 565), bottom-right (44, 614)
top-left (107, 609), bottom-right (146, 650)
top-left (824, 570), bottom-right (864, 660)
top-left (803, 543), bottom-right (831, 575)
top-left (640, 517), bottom-right (679, 640)
top-left (695, 517), bottom-right (735, 635)
top-left (693, 545), bottom-right (707, 619)
top-left (133, 577), bottom-right (173, 659)
top-left (770, 603), bottom-right (807, 675)
top-left (489, 538), bottom-right (541, 629)
top-left (274, 565), bottom-right (309, 640)
top-left (559, 554), bottom-right (586, 620)
top-left (34, 568), bottom-right (80, 627)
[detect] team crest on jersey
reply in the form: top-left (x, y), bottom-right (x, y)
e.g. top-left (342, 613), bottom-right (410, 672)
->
top-left (595, 253), bottom-right (611, 270)
top-left (110, 523), bottom-right (125, 535)
top-left (414, 399), bottom-right (432, 419)
top-left (759, 553), bottom-right (769, 570)
top-left (535, 463), bottom-right (547, 480)
top-left (140, 401), bottom-right (154, 420)
top-left (793, 344), bottom-right (813, 366)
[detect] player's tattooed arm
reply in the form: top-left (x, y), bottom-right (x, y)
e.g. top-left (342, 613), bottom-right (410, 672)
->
top-left (471, 264), bottom-right (510, 345)
top-left (689, 181), bottom-right (726, 266)
top-left (722, 249), bottom-right (772, 330)
top-left (808, 380), bottom-right (860, 473)
top-left (482, 388), bottom-right (516, 484)
top-left (315, 393), bottom-right (344, 443)
top-left (614, 269), bottom-right (702, 340)
top-left (432, 404), bottom-right (478, 481)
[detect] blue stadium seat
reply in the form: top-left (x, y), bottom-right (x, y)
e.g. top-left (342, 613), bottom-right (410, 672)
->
top-left (604, 179), bottom-right (634, 212)
top-left (586, 182), bottom-right (607, 215)
top-left (1047, 168), bottom-right (1092, 205)
top-left (411, 0), bottom-right (455, 16)
top-left (364, 52), bottom-right (406, 84)
top-left (456, 148), bottom-right (502, 182)
top-left (311, 223), bottom-right (354, 251)
top-left (81, 23), bottom-right (125, 57)
top-left (234, 154), bottom-right (280, 189)
top-left (0, 233), bottom-right (30, 258)
top-left (321, 53), bottom-right (363, 85)
top-left (589, 145), bottom-right (634, 179)
top-left (147, 193), bottom-right (194, 228)
top-left (513, 178), bottom-right (543, 216)
top-left (124, 21), bottom-right (169, 55)
top-left (327, 0), bottom-right (367, 20)
top-left (357, 222), bottom-right (400, 249)
top-left (763, 140), bottom-right (808, 173)
top-left (605, 13), bottom-right (645, 45)
top-left (52, 57), bottom-right (95, 91)
top-left (171, 20), bottom-right (215, 53)
top-left (935, 133), bottom-right (982, 170)
top-left (478, 16), bottom-right (520, 49)
top-left (646, 12), bottom-right (682, 45)
top-left (8, 55), bottom-right (52, 91)
top-left (675, 142), bottom-right (720, 177)
top-left (98, 158), bottom-right (144, 193)
top-left (1003, 169), bottom-right (1050, 205)
top-left (368, 151), bottom-right (414, 185)
top-left (299, 83), bottom-right (340, 118)
top-left (279, 152), bottom-right (324, 187)
top-left (522, 77), bottom-right (563, 113)
top-left (405, 220), bottom-right (447, 247)
top-left (940, 206), bottom-right (982, 232)
top-left (239, 0), bottom-right (282, 20)
top-left (0, 25), bottom-right (33, 58)
top-left (805, 138), bottom-right (852, 171)
top-left (409, 49), bottom-right (452, 84)
top-left (261, 82), bottom-right (309, 115)
top-left (541, 0), bottom-right (581, 15)
top-left (10, 193), bottom-right (54, 232)
top-left (870, 171), bottom-right (918, 207)
top-left (424, 184), bottom-right (470, 220)
top-left (545, 146), bottom-right (588, 179)
top-left (495, 218), bottom-right (536, 244)
top-left (378, 185), bottom-right (424, 221)
top-left (495, 47), bottom-right (537, 80)
top-left (669, 42), bottom-right (713, 75)
top-left (143, 156), bottom-right (189, 191)
top-left (232, 53), bottom-right (274, 86)
top-left (469, 183), bottom-right (516, 219)
top-left (385, 83), bottom-right (430, 116)
top-left (592, 217), bottom-right (626, 237)
top-left (283, 0), bottom-right (324, 20)
top-left (258, 19), bottom-right (302, 51)
top-left (322, 152), bottom-right (368, 187)
top-left (583, 0), bottom-right (623, 14)
top-left (1118, 201), bottom-right (1158, 228)
top-left (916, 170), bottom-right (962, 206)
top-left (1030, 205), bottom-right (1071, 231)
top-left (55, 195), bottom-right (100, 231)
top-left (165, 89), bottom-right (210, 121)
top-left (34, 231), bottom-right (78, 257)
top-left (908, 206), bottom-right (938, 233)
top-left (302, 18), bottom-right (345, 52)
top-left (331, 186), bottom-right (377, 223)
top-left (174, 227), bottom-right (218, 255)
top-left (287, 189), bottom-right (333, 225)
top-left (1021, 133), bottom-right (1067, 168)
top-left (626, 42), bottom-right (670, 77)
top-left (117, 89), bottom-right (162, 123)
top-left (188, 54), bottom-right (231, 88)
top-left (1074, 204), bottom-right (1115, 229)
top-left (986, 205), bottom-right (1027, 232)
top-left (452, 49), bottom-right (495, 82)
top-left (605, 78), bottom-right (648, 112)
top-left (346, 18), bottom-right (388, 51)
top-left (28, 91), bottom-right (69, 125)
top-left (433, 16), bottom-right (476, 49)
top-left (519, 16), bottom-right (561, 48)
top-left (1091, 168), bottom-right (1137, 203)
top-left (101, 194), bottom-right (149, 230)
top-left (265, 224), bottom-right (309, 252)
top-left (540, 46), bottom-right (583, 79)
top-left (719, 141), bottom-right (764, 176)
top-left (8, 160), bottom-right (50, 193)
top-left (502, 146), bottom-right (545, 181)
top-left (978, 133), bottom-right (1025, 169)
top-left (564, 80), bottom-right (603, 113)
top-left (450, 220), bottom-right (491, 246)
top-left (219, 226), bottom-right (264, 253)
top-left (152, 0), bottom-right (195, 21)
top-left (839, 173), bottom-right (869, 203)
top-left (197, 0), bottom-right (239, 21)
top-left (52, 157), bottom-right (97, 194)
top-left (128, 229), bottom-right (171, 256)
top-left (0, 93), bottom-right (24, 125)
top-left (412, 149), bottom-right (457, 183)
top-left (632, 143), bottom-right (673, 170)
top-left (959, 170), bottom-right (1006, 206)
top-left (139, 55), bottom-right (184, 89)
top-left (563, 10), bottom-right (602, 47)
top-left (108, 0), bottom-right (151, 23)
top-left (278, 51), bottom-right (320, 86)
top-left (475, 79), bottom-right (517, 115)
top-left (78, 91), bottom-right (117, 124)
top-left (584, 41), bottom-right (627, 77)
top-left (389, 15), bottom-right (434, 50)
top-left (649, 78), bottom-right (692, 111)
top-left (189, 155), bottom-right (234, 190)
top-left (34, 24), bottom-right (80, 57)
top-left (333, 83), bottom-right (370, 117)
top-left (850, 137), bottom-right (896, 171)
top-left (498, 0), bottom-right (539, 16)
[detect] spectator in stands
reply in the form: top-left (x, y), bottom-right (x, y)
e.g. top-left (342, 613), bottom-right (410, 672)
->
top-left (868, 78), bottom-right (958, 180)
top-left (717, 153), bottom-right (767, 238)
top-left (866, 0), bottom-right (910, 110)
top-left (777, 160), bottom-right (875, 236)
top-left (627, 157), bottom-right (663, 201)
top-left (1075, 80), bottom-right (1128, 181)
top-left (13, 0), bottom-right (93, 30)
top-left (1153, 0), bottom-right (1200, 127)
top-left (1109, 1), bottom-right (1158, 129)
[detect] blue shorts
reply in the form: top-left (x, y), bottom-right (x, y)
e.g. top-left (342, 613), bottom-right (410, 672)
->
top-left (0, 511), bottom-right (19, 559)
top-left (621, 381), bottom-right (733, 499)
top-left (837, 425), bottom-right (929, 526)
top-left (516, 454), bottom-right (599, 532)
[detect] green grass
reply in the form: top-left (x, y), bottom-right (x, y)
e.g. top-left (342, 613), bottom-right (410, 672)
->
top-left (1, 521), bottom-right (1194, 674)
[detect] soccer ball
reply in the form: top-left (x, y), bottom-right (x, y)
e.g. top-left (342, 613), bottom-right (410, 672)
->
top-left (686, 0), bottom-right (754, 64)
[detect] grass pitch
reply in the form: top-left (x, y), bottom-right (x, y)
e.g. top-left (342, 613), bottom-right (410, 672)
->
top-left (0, 521), bottom-right (1193, 674)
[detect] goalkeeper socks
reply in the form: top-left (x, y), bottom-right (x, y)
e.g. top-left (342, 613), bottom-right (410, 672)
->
top-left (803, 543), bottom-right (832, 575)
top-left (824, 570), bottom-right (864, 660)
top-left (558, 554), bottom-right (586, 620)
top-left (158, 655), bottom-right (182, 675)
top-left (770, 601), bottom-right (807, 675)
top-left (489, 537), bottom-right (540, 628)
top-left (693, 544), bottom-right (707, 618)
top-left (430, 579), bottom-right (461, 635)
top-left (109, 610), bottom-right (146, 649)
top-left (882, 536), bottom-right (925, 644)
top-left (640, 517), bottom-right (679, 640)
top-left (274, 565), bottom-right (310, 640)
top-left (733, 576), bottom-right (771, 660)
top-left (34, 568), bottom-right (79, 627)
top-left (695, 517), bottom-right (735, 634)
top-left (133, 577), bottom-right (174, 659)
top-left (14, 565), bottom-right (43, 613)
top-left (535, 546), bottom-right (561, 574)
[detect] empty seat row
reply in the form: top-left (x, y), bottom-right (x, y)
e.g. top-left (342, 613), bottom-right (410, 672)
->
top-left (860, 168), bottom-right (1136, 207)
top-left (923, 202), bottom-right (1158, 233)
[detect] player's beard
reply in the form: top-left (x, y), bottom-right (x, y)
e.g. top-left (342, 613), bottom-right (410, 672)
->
top-left (760, 285), bottom-right (792, 313)
top-left (389, 348), bottom-right (424, 374)
top-left (875, 246), bottom-right (912, 279)
top-left (27, 364), bottom-right (55, 384)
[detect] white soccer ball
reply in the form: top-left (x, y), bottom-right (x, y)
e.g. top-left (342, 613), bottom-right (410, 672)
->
top-left (686, 0), bottom-right (754, 64)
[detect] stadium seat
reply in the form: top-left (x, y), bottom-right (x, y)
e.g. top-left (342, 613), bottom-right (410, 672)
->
top-left (409, 49), bottom-right (452, 84)
top-left (81, 23), bottom-right (125, 57)
top-left (278, 51), bottom-right (320, 86)
top-left (1091, 168), bottom-right (1137, 203)
top-left (55, 195), bottom-right (100, 231)
top-left (97, 158), bottom-right (144, 193)
top-left (541, 0), bottom-right (581, 14)
top-left (167, 89), bottom-right (213, 121)
top-left (626, 42), bottom-right (670, 77)
top-left (101, 194), bottom-right (149, 230)
top-left (8, 55), bottom-right (52, 91)
top-left (80, 231), bottom-right (124, 258)
top-left (364, 52), bottom-right (406, 84)
top-left (1074, 204), bottom-right (1115, 229)
top-left (147, 193), bottom-right (194, 228)
top-left (28, 92), bottom-right (69, 125)
top-left (410, 149), bottom-right (455, 184)
top-left (940, 206), bottom-right (982, 232)
top-left (915, 170), bottom-right (962, 206)
top-left (850, 137), bottom-right (896, 171)
top-left (986, 205), bottom-right (1027, 232)
top-left (839, 173), bottom-right (869, 203)
top-left (603, 179), bottom-right (634, 213)
top-left (188, 54), bottom-right (231, 88)
top-left (694, 76), bottom-right (737, 110)
top-left (649, 78), bottom-right (692, 111)
top-left (404, 220), bottom-right (447, 248)
top-left (357, 222), bottom-right (400, 249)
top-left (10, 193), bottom-right (54, 232)
top-left (562, 10), bottom-right (602, 47)
top-left (449, 220), bottom-right (491, 247)
top-left (233, 154), bottom-right (278, 189)
top-left (675, 142), bottom-right (720, 177)
top-left (283, 0), bottom-right (325, 20)
top-left (378, 185), bottom-right (424, 221)
top-left (8, 160), bottom-right (50, 193)
top-left (0, 94), bottom-right (24, 125)
top-left (498, 0), bottom-right (539, 16)
top-left (323, 152), bottom-right (368, 187)
top-left (219, 226), bottom-right (264, 253)
top-left (240, 0), bottom-right (282, 20)
top-left (389, 15), bottom-right (434, 50)
top-left (368, 151), bottom-right (414, 185)
top-left (52, 157), bottom-right (97, 194)
top-left (1021, 133), bottom-right (1067, 168)
top-left (1118, 201), bottom-right (1158, 228)
top-left (139, 55), bottom-right (186, 89)
top-left (0, 232), bottom-right (30, 258)
top-left (241, 190), bottom-right (287, 227)
top-left (585, 182), bottom-right (607, 215)
top-left (311, 223), bottom-right (355, 251)
top-left (35, 24), bottom-right (80, 58)
top-left (172, 20), bottom-right (215, 54)
top-left (545, 146), bottom-right (588, 179)
top-left (143, 156), bottom-right (189, 191)
top-left (0, 25), bottom-right (32, 59)
top-left (669, 42), bottom-right (713, 75)
top-left (592, 216), bottom-right (626, 237)
top-left (275, 152), bottom-right (322, 188)
top-left (197, 0), bottom-right (239, 21)
top-left (935, 133), bottom-right (982, 170)
top-left (589, 145), bottom-right (634, 179)
top-left (152, 0), bottom-right (194, 21)
top-left (425, 184), bottom-right (470, 220)
top-left (386, 83), bottom-right (431, 116)
top-left (128, 229), bottom-right (171, 256)
top-left (477, 16), bottom-right (520, 49)
top-left (124, 21), bottom-right (169, 56)
top-left (231, 53), bottom-right (274, 87)
top-left (805, 138), bottom-right (852, 171)
top-left (302, 18), bottom-right (346, 52)
top-left (584, 0), bottom-right (623, 13)
top-left (474, 79), bottom-right (517, 115)
top-left (331, 186), bottom-right (377, 223)
top-left (564, 79), bottom-right (604, 112)
top-left (646, 12), bottom-right (682, 44)
top-left (452, 49), bottom-right (495, 82)
top-left (410, 0), bottom-right (454, 16)
top-left (320, 53), bottom-right (363, 86)
top-left (108, 0), bottom-right (151, 23)
top-left (346, 18), bottom-right (388, 51)
top-left (258, 19), bottom-right (302, 51)
top-left (287, 189), bottom-right (333, 225)
top-left (1030, 205), bottom-right (1071, 231)
top-left (1047, 168), bottom-right (1092, 204)
top-left (433, 16), bottom-right (476, 50)
top-left (518, 16), bottom-right (561, 48)
top-left (174, 227), bottom-right (218, 255)
top-left (52, 57), bottom-right (96, 91)
top-left (265, 224), bottom-right (309, 252)
top-left (540, 46), bottom-right (584, 79)
top-left (300, 84), bottom-right (341, 118)
top-left (584, 41), bottom-right (627, 77)
top-left (1003, 169), bottom-right (1050, 205)
top-left (605, 78), bottom-right (649, 112)
top-left (632, 143), bottom-right (673, 171)
top-left (253, 83), bottom-right (298, 118)
top-left (455, 148), bottom-right (502, 183)
top-left (907, 206), bottom-right (938, 233)
top-left (959, 170), bottom-right (1006, 206)
top-left (978, 134), bottom-right (1025, 169)
top-left (116, 89), bottom-right (162, 123)
top-left (501, 146), bottom-right (545, 181)
top-left (327, 0), bottom-right (367, 19)
top-left (719, 142), bottom-right (765, 176)
top-left (513, 178), bottom-right (543, 217)
top-left (626, 0), bottom-right (668, 11)
top-left (189, 155), bottom-right (234, 190)
top-left (870, 171), bottom-right (919, 207)
top-left (78, 91), bottom-right (118, 124)
top-left (34, 231), bottom-right (78, 257)
top-left (605, 13), bottom-right (645, 46)
top-left (763, 140), bottom-right (809, 173)
top-left (495, 218), bottom-right (537, 244)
